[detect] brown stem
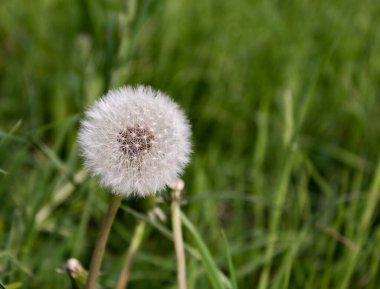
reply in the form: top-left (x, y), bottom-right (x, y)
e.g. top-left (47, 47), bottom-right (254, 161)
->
top-left (85, 194), bottom-right (122, 289)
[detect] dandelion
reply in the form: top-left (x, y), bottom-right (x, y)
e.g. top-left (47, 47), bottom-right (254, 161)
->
top-left (78, 85), bottom-right (191, 289)
top-left (78, 85), bottom-right (191, 197)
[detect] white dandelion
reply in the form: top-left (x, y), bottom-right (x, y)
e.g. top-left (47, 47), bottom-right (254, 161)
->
top-left (78, 85), bottom-right (191, 197)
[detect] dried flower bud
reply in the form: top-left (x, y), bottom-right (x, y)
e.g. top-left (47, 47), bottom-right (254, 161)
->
top-left (78, 86), bottom-right (191, 197)
top-left (169, 179), bottom-right (185, 191)
top-left (66, 258), bottom-right (82, 276)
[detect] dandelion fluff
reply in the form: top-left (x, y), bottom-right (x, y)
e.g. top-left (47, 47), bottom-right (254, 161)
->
top-left (78, 85), bottom-right (191, 197)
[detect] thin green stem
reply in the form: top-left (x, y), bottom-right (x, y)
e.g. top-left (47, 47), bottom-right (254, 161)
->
top-left (171, 186), bottom-right (187, 289)
top-left (116, 220), bottom-right (146, 289)
top-left (85, 194), bottom-right (122, 289)
top-left (258, 156), bottom-right (294, 289)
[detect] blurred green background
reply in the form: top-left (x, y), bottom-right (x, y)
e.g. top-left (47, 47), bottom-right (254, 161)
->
top-left (1, 0), bottom-right (380, 288)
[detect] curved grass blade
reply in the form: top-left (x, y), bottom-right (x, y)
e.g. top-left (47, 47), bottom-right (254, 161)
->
top-left (181, 213), bottom-right (225, 289)
top-left (221, 231), bottom-right (238, 289)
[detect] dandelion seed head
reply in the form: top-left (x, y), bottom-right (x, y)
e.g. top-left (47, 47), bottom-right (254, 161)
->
top-left (78, 85), bottom-right (191, 197)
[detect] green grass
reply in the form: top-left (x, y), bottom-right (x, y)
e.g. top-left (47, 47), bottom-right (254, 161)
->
top-left (1, 0), bottom-right (380, 288)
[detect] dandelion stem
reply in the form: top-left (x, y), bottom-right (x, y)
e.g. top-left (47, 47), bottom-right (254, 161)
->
top-left (171, 182), bottom-right (187, 289)
top-left (116, 220), bottom-right (146, 289)
top-left (85, 194), bottom-right (122, 289)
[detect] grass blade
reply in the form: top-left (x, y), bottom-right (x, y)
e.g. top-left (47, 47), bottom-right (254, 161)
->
top-left (181, 212), bottom-right (225, 289)
top-left (221, 231), bottom-right (238, 289)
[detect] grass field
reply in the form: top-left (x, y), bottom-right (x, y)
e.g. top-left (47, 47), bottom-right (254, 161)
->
top-left (1, 0), bottom-right (380, 288)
